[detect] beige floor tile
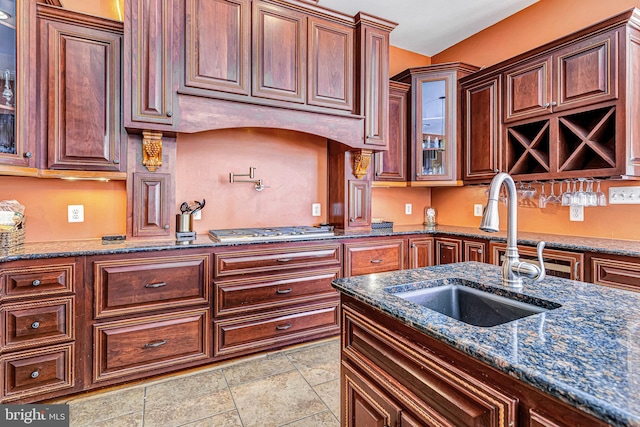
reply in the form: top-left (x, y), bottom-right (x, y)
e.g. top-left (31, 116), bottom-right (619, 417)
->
top-left (71, 412), bottom-right (143, 427)
top-left (144, 370), bottom-right (235, 427)
top-left (280, 410), bottom-right (339, 427)
top-left (286, 340), bottom-right (340, 386)
top-left (231, 370), bottom-right (327, 427)
top-left (67, 387), bottom-right (144, 426)
top-left (223, 351), bottom-right (295, 386)
top-left (313, 379), bottom-right (340, 420)
top-left (179, 409), bottom-right (243, 427)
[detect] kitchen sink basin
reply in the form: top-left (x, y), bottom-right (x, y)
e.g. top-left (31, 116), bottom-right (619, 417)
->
top-left (385, 279), bottom-right (561, 327)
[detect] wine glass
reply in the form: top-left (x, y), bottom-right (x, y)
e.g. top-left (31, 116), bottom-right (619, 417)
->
top-left (538, 182), bottom-right (547, 208)
top-left (2, 70), bottom-right (13, 107)
top-left (585, 179), bottom-right (597, 207)
top-left (561, 180), bottom-right (573, 206)
top-left (596, 180), bottom-right (607, 206)
top-left (572, 178), bottom-right (587, 206)
top-left (547, 180), bottom-right (560, 204)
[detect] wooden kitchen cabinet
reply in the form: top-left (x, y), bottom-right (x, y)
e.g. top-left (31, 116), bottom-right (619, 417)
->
top-left (37, 6), bottom-right (124, 172)
top-left (461, 73), bottom-right (502, 182)
top-left (343, 238), bottom-right (406, 277)
top-left (408, 236), bottom-right (434, 268)
top-left (124, 0), bottom-right (175, 128)
top-left (393, 63), bottom-right (479, 184)
top-left (0, 257), bottom-right (81, 403)
top-left (435, 236), bottom-right (488, 265)
top-left (490, 242), bottom-right (584, 281)
top-left (586, 253), bottom-right (640, 292)
top-left (132, 172), bottom-right (171, 237)
top-left (341, 295), bottom-right (611, 427)
top-left (374, 81), bottom-right (409, 183)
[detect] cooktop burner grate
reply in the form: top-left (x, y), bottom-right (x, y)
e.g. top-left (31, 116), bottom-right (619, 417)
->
top-left (208, 225), bottom-right (335, 242)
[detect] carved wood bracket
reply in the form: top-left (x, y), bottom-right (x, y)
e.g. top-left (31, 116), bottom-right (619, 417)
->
top-left (351, 149), bottom-right (372, 179)
top-left (142, 130), bottom-right (163, 172)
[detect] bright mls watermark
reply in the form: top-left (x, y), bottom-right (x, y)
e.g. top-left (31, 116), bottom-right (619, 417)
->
top-left (1, 405), bottom-right (69, 426)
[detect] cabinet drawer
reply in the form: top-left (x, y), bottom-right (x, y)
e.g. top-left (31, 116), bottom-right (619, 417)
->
top-left (590, 256), bottom-right (640, 292)
top-left (1, 262), bottom-right (74, 300)
top-left (3, 297), bottom-right (74, 351)
top-left (1, 343), bottom-right (74, 402)
top-left (214, 301), bottom-right (339, 357)
top-left (342, 305), bottom-right (518, 427)
top-left (215, 268), bottom-right (340, 317)
top-left (214, 243), bottom-right (341, 277)
top-left (344, 239), bottom-right (405, 277)
top-left (93, 254), bottom-right (210, 318)
top-left (93, 308), bottom-right (209, 382)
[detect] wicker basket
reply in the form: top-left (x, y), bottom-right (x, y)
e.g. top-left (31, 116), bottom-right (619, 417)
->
top-left (0, 216), bottom-right (25, 248)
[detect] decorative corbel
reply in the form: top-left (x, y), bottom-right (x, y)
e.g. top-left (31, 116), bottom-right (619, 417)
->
top-left (142, 130), bottom-right (163, 172)
top-left (351, 149), bottom-right (372, 179)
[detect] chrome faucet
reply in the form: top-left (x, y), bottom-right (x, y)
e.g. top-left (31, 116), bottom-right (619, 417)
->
top-left (480, 172), bottom-right (546, 288)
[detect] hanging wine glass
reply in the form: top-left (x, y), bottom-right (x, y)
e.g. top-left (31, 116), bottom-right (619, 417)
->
top-left (3, 70), bottom-right (13, 107)
top-left (538, 182), bottom-right (547, 208)
top-left (596, 180), bottom-right (607, 206)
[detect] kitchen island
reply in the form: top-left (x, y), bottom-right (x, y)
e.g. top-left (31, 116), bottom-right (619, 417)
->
top-left (332, 262), bottom-right (640, 427)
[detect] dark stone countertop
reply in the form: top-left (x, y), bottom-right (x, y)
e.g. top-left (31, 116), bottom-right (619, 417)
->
top-left (2, 224), bottom-right (640, 262)
top-left (332, 262), bottom-right (640, 427)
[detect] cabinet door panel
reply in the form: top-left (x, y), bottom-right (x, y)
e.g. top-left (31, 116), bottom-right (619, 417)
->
top-left (590, 256), bottom-right (640, 292)
top-left (463, 240), bottom-right (487, 263)
top-left (490, 242), bottom-right (583, 280)
top-left (504, 57), bottom-right (552, 122)
top-left (184, 0), bottom-right (250, 95)
top-left (375, 81), bottom-right (409, 181)
top-left (348, 180), bottom-right (371, 229)
top-left (45, 21), bottom-right (122, 170)
top-left (409, 237), bottom-right (434, 269)
top-left (128, 0), bottom-right (173, 125)
top-left (463, 76), bottom-right (501, 181)
top-left (3, 298), bottom-right (73, 351)
top-left (308, 17), bottom-right (353, 110)
top-left (252, 1), bottom-right (306, 103)
top-left (132, 172), bottom-right (171, 237)
top-left (361, 26), bottom-right (389, 147)
top-left (344, 240), bottom-right (405, 277)
top-left (435, 238), bottom-right (461, 265)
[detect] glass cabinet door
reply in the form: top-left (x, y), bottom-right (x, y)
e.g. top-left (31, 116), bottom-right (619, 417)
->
top-left (0, 0), bottom-right (16, 157)
top-left (414, 73), bottom-right (455, 182)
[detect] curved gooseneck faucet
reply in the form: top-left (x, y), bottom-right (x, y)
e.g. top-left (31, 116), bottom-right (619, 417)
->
top-left (480, 172), bottom-right (546, 288)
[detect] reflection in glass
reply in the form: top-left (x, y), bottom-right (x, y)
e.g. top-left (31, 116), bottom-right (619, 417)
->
top-left (0, 0), bottom-right (16, 155)
top-left (421, 80), bottom-right (446, 176)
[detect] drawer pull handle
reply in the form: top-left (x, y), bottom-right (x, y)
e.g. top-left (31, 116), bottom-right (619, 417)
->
top-left (276, 324), bottom-right (292, 331)
top-left (31, 321), bottom-right (40, 329)
top-left (276, 288), bottom-right (293, 294)
top-left (32, 279), bottom-right (41, 287)
top-left (277, 258), bottom-right (292, 263)
top-left (30, 371), bottom-right (39, 379)
top-left (370, 259), bottom-right (383, 263)
top-left (144, 339), bottom-right (167, 348)
top-left (145, 282), bottom-right (167, 288)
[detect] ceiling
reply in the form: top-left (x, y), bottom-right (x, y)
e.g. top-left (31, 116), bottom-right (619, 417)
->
top-left (317, 0), bottom-right (539, 57)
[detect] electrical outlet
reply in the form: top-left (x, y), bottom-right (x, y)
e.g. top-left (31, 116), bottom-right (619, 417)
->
top-left (68, 205), bottom-right (84, 223)
top-left (569, 205), bottom-right (584, 222)
top-left (312, 203), bottom-right (321, 217)
top-left (405, 203), bottom-right (412, 215)
top-left (192, 210), bottom-right (202, 220)
top-left (473, 204), bottom-right (484, 217)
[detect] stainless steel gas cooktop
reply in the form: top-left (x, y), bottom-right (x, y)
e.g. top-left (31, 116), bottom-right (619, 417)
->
top-left (208, 225), bottom-right (335, 243)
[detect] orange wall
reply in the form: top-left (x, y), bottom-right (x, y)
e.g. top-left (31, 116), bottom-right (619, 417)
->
top-left (430, 0), bottom-right (640, 240)
top-left (60, 0), bottom-right (123, 21)
top-left (389, 46), bottom-right (430, 77)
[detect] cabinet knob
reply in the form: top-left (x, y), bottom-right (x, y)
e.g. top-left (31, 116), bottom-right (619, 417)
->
top-left (31, 321), bottom-right (40, 329)
top-left (477, 249), bottom-right (483, 254)
top-left (30, 371), bottom-right (40, 379)
top-left (163, 224), bottom-right (170, 230)
top-left (543, 103), bottom-right (550, 108)
top-left (551, 101), bottom-right (557, 106)
top-left (411, 243), bottom-right (416, 248)
top-left (113, 159), bottom-right (120, 164)
top-left (349, 218), bottom-right (354, 223)
top-left (166, 111), bottom-right (172, 117)
top-left (32, 279), bottom-right (41, 287)
top-left (23, 151), bottom-right (33, 158)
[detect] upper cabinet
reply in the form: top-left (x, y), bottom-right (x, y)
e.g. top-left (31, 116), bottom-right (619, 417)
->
top-left (0, 0), bottom-right (37, 174)
top-left (124, 0), bottom-right (396, 149)
top-left (462, 8), bottom-right (640, 183)
top-left (384, 63), bottom-right (478, 186)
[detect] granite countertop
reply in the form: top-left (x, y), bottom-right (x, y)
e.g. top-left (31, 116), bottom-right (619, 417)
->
top-left (2, 224), bottom-right (640, 262)
top-left (331, 262), bottom-right (640, 427)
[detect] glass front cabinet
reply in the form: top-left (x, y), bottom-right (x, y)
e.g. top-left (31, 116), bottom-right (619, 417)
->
top-left (0, 0), bottom-right (37, 173)
top-left (392, 63), bottom-right (478, 184)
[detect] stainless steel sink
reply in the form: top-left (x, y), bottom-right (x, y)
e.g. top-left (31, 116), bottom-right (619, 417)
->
top-left (385, 279), bottom-right (561, 327)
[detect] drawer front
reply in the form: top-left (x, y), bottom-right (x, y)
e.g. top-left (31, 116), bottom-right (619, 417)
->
top-left (93, 309), bottom-right (210, 382)
top-left (94, 254), bottom-right (210, 318)
top-left (214, 301), bottom-right (339, 357)
top-left (1, 263), bottom-right (74, 300)
top-left (590, 257), bottom-right (640, 292)
top-left (1, 343), bottom-right (74, 402)
top-left (344, 240), bottom-right (405, 277)
top-left (3, 298), bottom-right (74, 351)
top-left (214, 243), bottom-right (341, 278)
top-left (215, 268), bottom-right (340, 316)
top-left (342, 305), bottom-right (518, 427)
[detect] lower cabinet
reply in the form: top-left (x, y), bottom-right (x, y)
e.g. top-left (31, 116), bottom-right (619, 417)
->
top-left (586, 253), bottom-right (640, 292)
top-left (343, 238), bottom-right (406, 277)
top-left (490, 242), bottom-right (583, 281)
top-left (435, 236), bottom-right (488, 265)
top-left (408, 237), bottom-right (434, 268)
top-left (341, 295), bottom-right (611, 427)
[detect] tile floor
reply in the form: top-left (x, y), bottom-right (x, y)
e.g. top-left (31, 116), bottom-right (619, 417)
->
top-left (52, 337), bottom-right (341, 427)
